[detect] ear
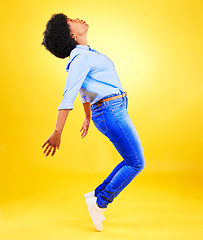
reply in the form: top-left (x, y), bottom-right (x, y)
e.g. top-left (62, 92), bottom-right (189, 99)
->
top-left (70, 33), bottom-right (75, 39)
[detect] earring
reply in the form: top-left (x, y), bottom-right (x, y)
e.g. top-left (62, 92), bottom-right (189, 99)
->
top-left (74, 36), bottom-right (77, 41)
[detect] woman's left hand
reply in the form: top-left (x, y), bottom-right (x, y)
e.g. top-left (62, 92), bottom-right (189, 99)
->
top-left (80, 117), bottom-right (90, 138)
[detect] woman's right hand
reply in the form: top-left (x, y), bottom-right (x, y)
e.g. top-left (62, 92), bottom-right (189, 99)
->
top-left (42, 130), bottom-right (61, 157)
top-left (80, 117), bottom-right (90, 138)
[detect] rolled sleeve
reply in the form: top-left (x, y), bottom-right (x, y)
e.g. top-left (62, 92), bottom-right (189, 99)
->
top-left (58, 53), bottom-right (91, 111)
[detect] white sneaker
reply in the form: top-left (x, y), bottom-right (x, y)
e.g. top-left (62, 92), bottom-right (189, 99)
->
top-left (84, 191), bottom-right (95, 198)
top-left (84, 191), bottom-right (105, 222)
top-left (85, 196), bottom-right (106, 231)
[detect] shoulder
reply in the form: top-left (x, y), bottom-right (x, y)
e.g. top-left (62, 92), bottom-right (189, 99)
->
top-left (66, 48), bottom-right (87, 72)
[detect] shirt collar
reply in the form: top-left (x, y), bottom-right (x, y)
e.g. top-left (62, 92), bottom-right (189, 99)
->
top-left (76, 44), bottom-right (90, 50)
top-left (76, 44), bottom-right (97, 52)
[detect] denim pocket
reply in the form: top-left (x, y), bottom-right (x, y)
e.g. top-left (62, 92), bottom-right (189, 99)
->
top-left (91, 111), bottom-right (108, 134)
top-left (110, 98), bottom-right (125, 111)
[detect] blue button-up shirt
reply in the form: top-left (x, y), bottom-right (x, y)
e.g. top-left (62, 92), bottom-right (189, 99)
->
top-left (58, 44), bottom-right (125, 110)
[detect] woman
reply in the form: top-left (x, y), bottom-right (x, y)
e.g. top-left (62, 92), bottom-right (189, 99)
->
top-left (41, 13), bottom-right (145, 232)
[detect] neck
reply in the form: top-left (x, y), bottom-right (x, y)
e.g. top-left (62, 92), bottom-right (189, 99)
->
top-left (76, 35), bottom-right (88, 46)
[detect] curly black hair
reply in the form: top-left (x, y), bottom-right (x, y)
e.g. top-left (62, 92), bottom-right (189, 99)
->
top-left (41, 13), bottom-right (77, 59)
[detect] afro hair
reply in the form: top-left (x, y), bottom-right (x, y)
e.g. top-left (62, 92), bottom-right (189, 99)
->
top-left (41, 13), bottom-right (77, 59)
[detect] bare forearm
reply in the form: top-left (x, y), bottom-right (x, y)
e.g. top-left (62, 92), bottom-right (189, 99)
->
top-left (55, 109), bottom-right (70, 134)
top-left (82, 102), bottom-right (91, 119)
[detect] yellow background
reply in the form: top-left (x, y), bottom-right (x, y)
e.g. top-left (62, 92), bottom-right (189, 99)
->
top-left (0, 0), bottom-right (202, 239)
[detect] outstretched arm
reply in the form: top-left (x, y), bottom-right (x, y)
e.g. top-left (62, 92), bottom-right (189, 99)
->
top-left (42, 53), bottom-right (91, 157)
top-left (80, 102), bottom-right (91, 138)
top-left (42, 109), bottom-right (70, 157)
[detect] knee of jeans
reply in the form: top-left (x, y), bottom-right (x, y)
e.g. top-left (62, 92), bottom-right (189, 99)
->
top-left (131, 157), bottom-right (145, 172)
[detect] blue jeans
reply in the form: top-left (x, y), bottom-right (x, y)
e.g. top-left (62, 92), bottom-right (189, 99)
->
top-left (90, 93), bottom-right (145, 208)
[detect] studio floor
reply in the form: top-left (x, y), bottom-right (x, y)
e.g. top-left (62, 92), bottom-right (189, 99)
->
top-left (0, 169), bottom-right (202, 240)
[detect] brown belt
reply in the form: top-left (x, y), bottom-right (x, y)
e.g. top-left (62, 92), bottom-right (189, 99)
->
top-left (95, 91), bottom-right (127, 107)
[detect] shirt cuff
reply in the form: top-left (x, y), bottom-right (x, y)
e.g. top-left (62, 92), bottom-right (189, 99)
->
top-left (58, 102), bottom-right (74, 111)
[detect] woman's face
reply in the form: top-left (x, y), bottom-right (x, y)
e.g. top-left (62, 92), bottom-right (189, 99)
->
top-left (67, 17), bottom-right (89, 38)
